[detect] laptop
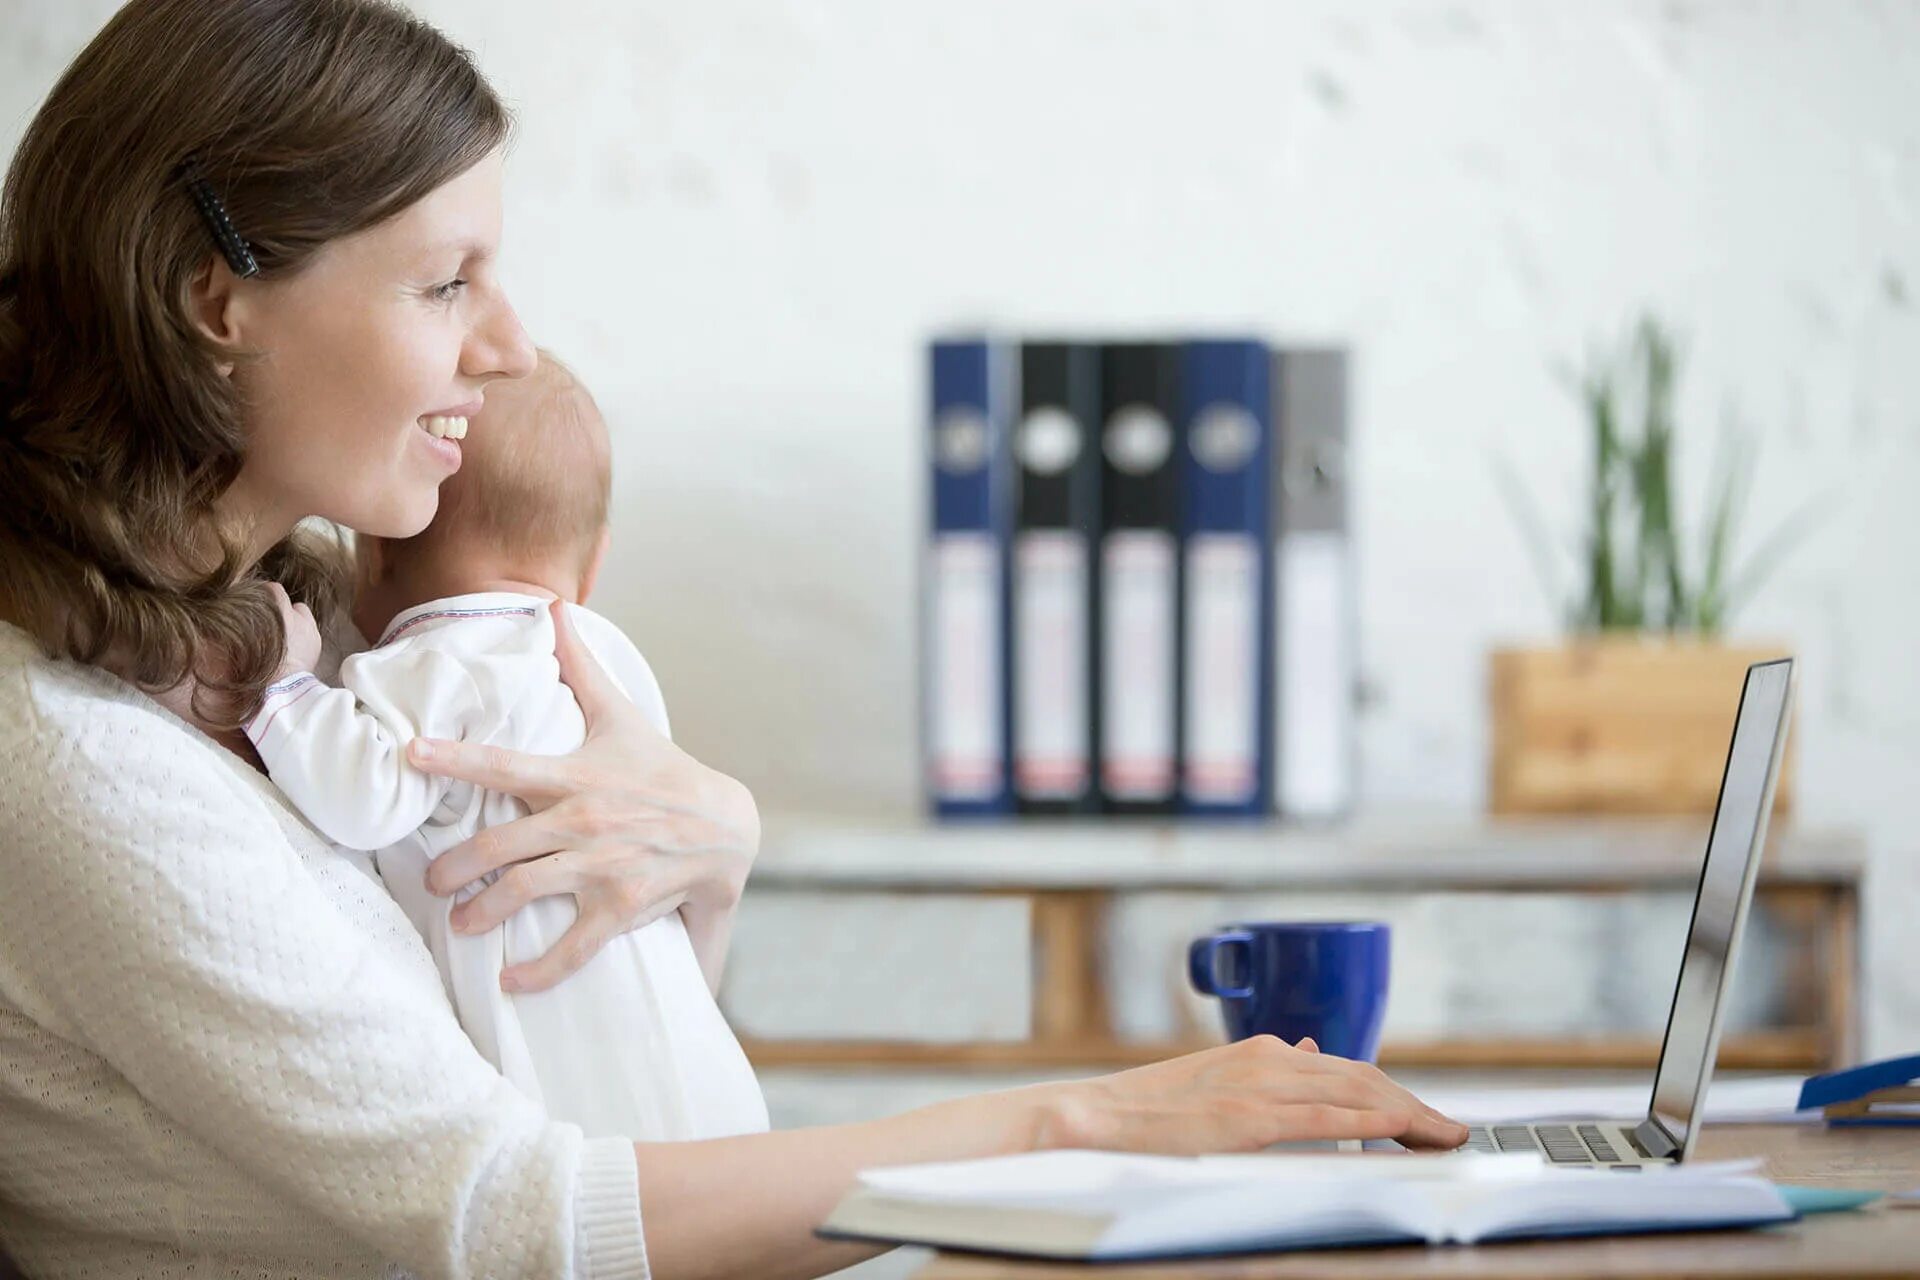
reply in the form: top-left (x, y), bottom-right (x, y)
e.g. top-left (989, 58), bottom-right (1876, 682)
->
top-left (1459, 656), bottom-right (1797, 1169)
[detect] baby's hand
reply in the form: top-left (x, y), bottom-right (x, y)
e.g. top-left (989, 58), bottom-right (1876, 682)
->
top-left (267, 581), bottom-right (322, 680)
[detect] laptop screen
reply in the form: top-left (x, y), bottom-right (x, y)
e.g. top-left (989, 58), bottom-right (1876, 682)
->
top-left (1645, 658), bottom-right (1795, 1154)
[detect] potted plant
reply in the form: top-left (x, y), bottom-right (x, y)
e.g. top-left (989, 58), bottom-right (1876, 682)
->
top-left (1489, 316), bottom-right (1820, 815)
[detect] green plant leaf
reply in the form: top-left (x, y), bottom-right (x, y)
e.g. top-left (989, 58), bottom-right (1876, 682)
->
top-left (1693, 419), bottom-right (1756, 635)
top-left (1525, 309), bottom-right (1823, 639)
top-left (1586, 366), bottom-right (1624, 629)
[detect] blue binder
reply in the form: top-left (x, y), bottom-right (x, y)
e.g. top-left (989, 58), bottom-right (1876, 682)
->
top-left (925, 338), bottom-right (1015, 817)
top-left (1177, 339), bottom-right (1274, 817)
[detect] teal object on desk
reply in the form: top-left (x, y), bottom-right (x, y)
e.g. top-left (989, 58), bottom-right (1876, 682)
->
top-left (1798, 1053), bottom-right (1920, 1127)
top-left (1779, 1186), bottom-right (1884, 1214)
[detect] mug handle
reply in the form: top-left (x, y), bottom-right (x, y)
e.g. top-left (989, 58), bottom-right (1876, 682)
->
top-left (1188, 931), bottom-right (1256, 999)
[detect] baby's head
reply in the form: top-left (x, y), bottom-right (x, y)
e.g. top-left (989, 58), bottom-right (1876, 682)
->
top-left (355, 349), bottom-right (612, 639)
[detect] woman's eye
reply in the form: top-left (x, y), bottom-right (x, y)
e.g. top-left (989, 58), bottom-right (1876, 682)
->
top-left (430, 278), bottom-right (468, 304)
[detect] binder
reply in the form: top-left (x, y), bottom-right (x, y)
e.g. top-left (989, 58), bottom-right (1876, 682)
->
top-left (925, 338), bottom-right (1016, 817)
top-left (1272, 347), bottom-right (1355, 820)
top-left (1097, 343), bottom-right (1182, 815)
top-left (1012, 342), bottom-right (1101, 815)
top-left (1178, 339), bottom-right (1273, 817)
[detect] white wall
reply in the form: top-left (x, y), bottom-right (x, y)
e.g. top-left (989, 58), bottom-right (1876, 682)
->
top-left (6, 1), bottom-right (1917, 1052)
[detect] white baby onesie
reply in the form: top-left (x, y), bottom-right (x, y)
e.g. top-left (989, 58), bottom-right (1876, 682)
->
top-left (246, 590), bottom-right (768, 1143)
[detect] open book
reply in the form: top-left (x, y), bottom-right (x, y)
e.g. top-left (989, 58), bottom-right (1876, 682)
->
top-left (817, 1150), bottom-right (1795, 1262)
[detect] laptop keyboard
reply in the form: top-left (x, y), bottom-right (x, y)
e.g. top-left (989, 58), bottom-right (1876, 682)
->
top-left (1464, 1123), bottom-right (1637, 1164)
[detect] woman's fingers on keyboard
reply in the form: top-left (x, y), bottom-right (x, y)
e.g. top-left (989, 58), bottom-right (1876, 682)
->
top-left (1273, 1042), bottom-right (1467, 1146)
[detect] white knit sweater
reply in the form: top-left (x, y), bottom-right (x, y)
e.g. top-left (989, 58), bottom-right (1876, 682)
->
top-left (0, 620), bottom-right (649, 1280)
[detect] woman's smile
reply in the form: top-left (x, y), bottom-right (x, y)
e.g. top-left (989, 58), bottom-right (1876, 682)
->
top-left (416, 397), bottom-right (483, 473)
top-left (415, 418), bottom-right (464, 473)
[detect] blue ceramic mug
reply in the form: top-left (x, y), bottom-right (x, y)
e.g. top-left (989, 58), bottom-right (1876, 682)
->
top-left (1187, 921), bottom-right (1392, 1063)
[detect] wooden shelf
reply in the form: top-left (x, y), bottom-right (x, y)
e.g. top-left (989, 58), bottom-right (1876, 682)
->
top-left (754, 815), bottom-right (1865, 892)
top-left (742, 1029), bottom-right (1827, 1073)
top-left (738, 815), bottom-right (1862, 1073)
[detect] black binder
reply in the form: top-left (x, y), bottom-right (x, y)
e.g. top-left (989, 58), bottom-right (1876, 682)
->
top-left (1012, 342), bottom-right (1101, 815)
top-left (1096, 343), bottom-right (1182, 816)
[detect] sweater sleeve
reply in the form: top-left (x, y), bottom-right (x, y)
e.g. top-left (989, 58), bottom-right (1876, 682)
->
top-left (0, 702), bottom-right (648, 1280)
top-left (245, 642), bottom-right (486, 852)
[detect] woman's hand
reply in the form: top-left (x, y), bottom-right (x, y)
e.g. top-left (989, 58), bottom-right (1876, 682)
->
top-left (404, 599), bottom-right (760, 993)
top-left (1040, 1034), bottom-right (1468, 1153)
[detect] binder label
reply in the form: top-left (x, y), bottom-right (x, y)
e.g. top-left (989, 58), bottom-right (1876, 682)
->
top-left (1278, 530), bottom-right (1354, 816)
top-left (928, 532), bottom-right (1004, 800)
top-left (1191, 404), bottom-right (1259, 473)
top-left (1101, 530), bottom-right (1176, 799)
top-left (934, 407), bottom-right (991, 474)
top-left (1017, 407), bottom-right (1083, 476)
top-left (1183, 532), bottom-right (1259, 803)
top-left (1103, 405), bottom-right (1173, 475)
top-left (1014, 530), bottom-right (1090, 797)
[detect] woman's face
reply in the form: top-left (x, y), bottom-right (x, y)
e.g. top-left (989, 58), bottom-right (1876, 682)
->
top-left (219, 148), bottom-right (535, 547)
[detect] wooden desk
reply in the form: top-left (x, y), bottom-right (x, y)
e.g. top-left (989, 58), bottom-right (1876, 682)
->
top-left (913, 1126), bottom-right (1920, 1279)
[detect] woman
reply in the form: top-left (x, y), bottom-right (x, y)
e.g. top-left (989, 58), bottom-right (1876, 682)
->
top-left (0, 2), bottom-right (1466, 1277)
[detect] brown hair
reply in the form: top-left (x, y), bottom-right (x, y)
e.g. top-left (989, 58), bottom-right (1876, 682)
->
top-left (0, 0), bottom-right (511, 728)
top-left (374, 349), bottom-right (612, 586)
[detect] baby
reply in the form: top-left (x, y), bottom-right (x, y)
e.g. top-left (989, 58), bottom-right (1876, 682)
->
top-left (252, 352), bottom-right (767, 1143)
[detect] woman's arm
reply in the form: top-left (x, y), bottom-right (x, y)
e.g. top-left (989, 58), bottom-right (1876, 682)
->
top-left (406, 599), bottom-right (757, 994)
top-left (631, 1037), bottom-right (1467, 1280)
top-left (636, 1081), bottom-right (1054, 1280)
top-left (0, 696), bottom-right (644, 1279)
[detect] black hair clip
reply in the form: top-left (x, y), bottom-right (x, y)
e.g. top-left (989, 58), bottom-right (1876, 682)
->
top-left (179, 155), bottom-right (260, 279)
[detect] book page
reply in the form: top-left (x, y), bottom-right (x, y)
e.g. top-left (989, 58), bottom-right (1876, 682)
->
top-left (858, 1149), bottom-right (1543, 1208)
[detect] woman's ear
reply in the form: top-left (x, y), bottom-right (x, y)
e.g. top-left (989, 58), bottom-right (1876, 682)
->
top-left (187, 254), bottom-right (244, 377)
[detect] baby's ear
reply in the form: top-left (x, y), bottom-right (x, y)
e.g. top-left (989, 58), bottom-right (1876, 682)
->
top-left (578, 527), bottom-right (611, 605)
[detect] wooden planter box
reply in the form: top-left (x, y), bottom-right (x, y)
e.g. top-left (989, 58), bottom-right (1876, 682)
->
top-left (1490, 639), bottom-right (1795, 816)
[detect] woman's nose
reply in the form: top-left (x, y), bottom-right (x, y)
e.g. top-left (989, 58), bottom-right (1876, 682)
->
top-left (466, 289), bottom-right (537, 382)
